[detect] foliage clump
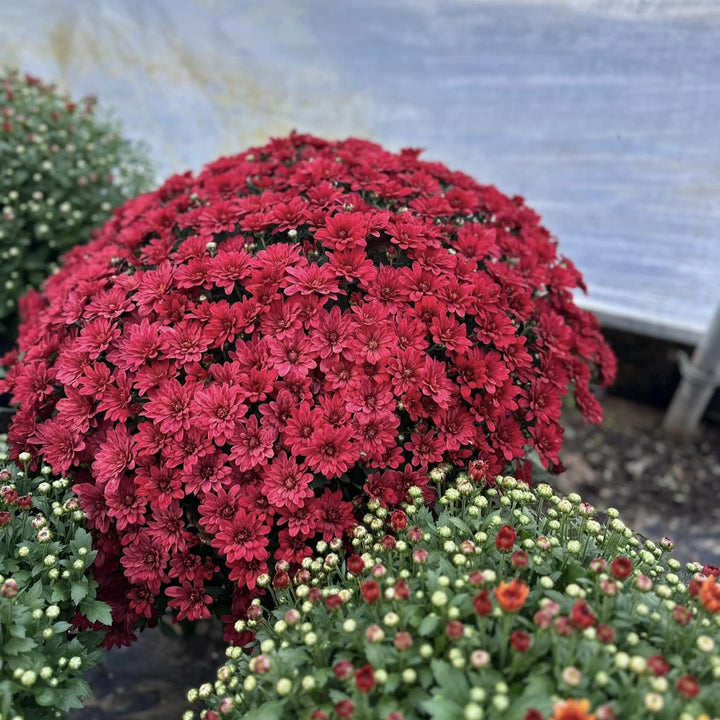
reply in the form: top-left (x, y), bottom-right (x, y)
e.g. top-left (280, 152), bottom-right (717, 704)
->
top-left (0, 452), bottom-right (109, 718)
top-left (0, 68), bottom-right (153, 330)
top-left (187, 472), bottom-right (720, 720)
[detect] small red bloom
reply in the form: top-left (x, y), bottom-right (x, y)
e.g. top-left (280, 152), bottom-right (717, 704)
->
top-left (473, 590), bottom-right (492, 616)
top-left (361, 580), bottom-right (381, 604)
top-left (346, 554), bottom-right (365, 575)
top-left (272, 570), bottom-right (290, 589)
top-left (394, 578), bottom-right (410, 601)
top-left (523, 710), bottom-right (544, 720)
top-left (446, 620), bottom-right (464, 640)
top-left (333, 659), bottom-right (353, 680)
top-left (647, 655), bottom-right (670, 676)
top-left (688, 575), bottom-right (704, 597)
top-left (469, 571), bottom-right (484, 587)
top-left (335, 700), bottom-right (355, 719)
top-left (596, 624), bottom-right (615, 644)
top-left (325, 593), bottom-right (344, 611)
top-left (390, 510), bottom-right (408, 531)
top-left (676, 674), bottom-right (700, 698)
top-left (165, 581), bottom-right (213, 621)
top-left (570, 599), bottom-right (596, 629)
top-left (554, 616), bottom-right (574, 637)
top-left (510, 630), bottom-right (531, 652)
top-left (354, 664), bottom-right (376, 693)
top-left (672, 605), bottom-right (692, 625)
top-left (610, 556), bottom-right (633, 580)
top-left (495, 524), bottom-right (517, 552)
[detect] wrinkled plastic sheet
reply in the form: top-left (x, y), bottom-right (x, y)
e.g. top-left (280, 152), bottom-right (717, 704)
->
top-left (1, 0), bottom-right (719, 343)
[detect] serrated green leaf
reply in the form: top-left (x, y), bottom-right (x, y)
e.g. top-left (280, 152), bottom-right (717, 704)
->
top-left (418, 613), bottom-right (440, 636)
top-left (245, 700), bottom-right (289, 720)
top-left (71, 527), bottom-right (93, 550)
top-left (446, 515), bottom-right (471, 534)
top-left (54, 678), bottom-right (91, 712)
top-left (421, 695), bottom-right (464, 720)
top-left (380, 672), bottom-right (400, 694)
top-left (9, 622), bottom-right (27, 639)
top-left (79, 598), bottom-right (113, 626)
top-left (51, 584), bottom-right (68, 603)
top-left (70, 580), bottom-right (88, 605)
top-left (328, 687), bottom-right (348, 704)
top-left (364, 641), bottom-right (396, 668)
top-left (507, 674), bottom-right (554, 719)
top-left (34, 687), bottom-right (59, 707)
top-left (430, 659), bottom-right (469, 701)
top-left (3, 636), bottom-right (36, 655)
top-left (23, 580), bottom-right (44, 604)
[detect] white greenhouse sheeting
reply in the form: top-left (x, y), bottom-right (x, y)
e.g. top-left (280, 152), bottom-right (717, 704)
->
top-left (1, 0), bottom-right (718, 345)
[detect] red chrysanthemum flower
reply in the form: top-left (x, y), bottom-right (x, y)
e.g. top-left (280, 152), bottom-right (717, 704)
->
top-left (495, 524), bottom-right (517, 552)
top-left (165, 581), bottom-right (214, 622)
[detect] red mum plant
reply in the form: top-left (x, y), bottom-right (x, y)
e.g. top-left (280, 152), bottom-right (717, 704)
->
top-left (1, 133), bottom-right (615, 644)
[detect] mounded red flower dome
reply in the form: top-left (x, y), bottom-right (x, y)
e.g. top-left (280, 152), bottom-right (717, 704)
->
top-left (1, 133), bottom-right (615, 645)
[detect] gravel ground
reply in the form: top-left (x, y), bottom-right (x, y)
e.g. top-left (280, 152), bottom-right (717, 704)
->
top-left (557, 394), bottom-right (720, 567)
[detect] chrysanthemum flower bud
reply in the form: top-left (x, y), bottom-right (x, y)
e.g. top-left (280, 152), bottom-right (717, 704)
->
top-left (561, 666), bottom-right (582, 686)
top-left (276, 678), bottom-right (293, 696)
top-left (1, 578), bottom-right (19, 597)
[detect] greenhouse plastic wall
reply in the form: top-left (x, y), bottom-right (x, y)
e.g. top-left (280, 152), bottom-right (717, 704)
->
top-left (1, 0), bottom-right (718, 344)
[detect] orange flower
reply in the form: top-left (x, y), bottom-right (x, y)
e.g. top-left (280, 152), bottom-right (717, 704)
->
top-left (552, 699), bottom-right (596, 720)
top-left (493, 578), bottom-right (529, 612)
top-left (699, 575), bottom-right (720, 613)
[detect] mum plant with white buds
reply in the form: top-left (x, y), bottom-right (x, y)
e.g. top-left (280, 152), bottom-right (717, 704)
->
top-left (0, 452), bottom-right (110, 718)
top-left (187, 471), bottom-right (720, 720)
top-left (0, 68), bottom-right (152, 331)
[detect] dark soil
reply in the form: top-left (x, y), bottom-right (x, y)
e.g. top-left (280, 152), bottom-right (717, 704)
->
top-left (558, 394), bottom-right (720, 566)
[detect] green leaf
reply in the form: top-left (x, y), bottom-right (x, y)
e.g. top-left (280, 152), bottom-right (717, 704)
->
top-left (54, 678), bottom-right (92, 712)
top-left (23, 580), bottom-right (44, 604)
top-left (507, 673), bottom-right (554, 719)
top-left (71, 527), bottom-right (93, 551)
top-left (9, 622), bottom-right (27, 638)
top-left (420, 695), bottom-right (464, 720)
top-left (51, 584), bottom-right (68, 603)
top-left (34, 687), bottom-right (59, 707)
top-left (430, 659), bottom-right (469, 700)
top-left (246, 700), bottom-right (289, 720)
top-left (382, 672), bottom-right (400, 695)
top-left (70, 580), bottom-right (89, 605)
top-left (79, 598), bottom-right (113, 626)
top-left (418, 613), bottom-right (440, 636)
top-left (3, 635), bottom-right (36, 655)
top-left (364, 641), bottom-right (396, 668)
top-left (446, 515), bottom-right (471, 534)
